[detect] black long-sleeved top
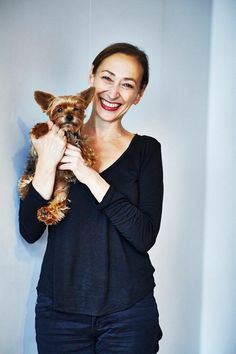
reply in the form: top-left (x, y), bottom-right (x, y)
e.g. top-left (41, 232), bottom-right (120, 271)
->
top-left (19, 134), bottom-right (163, 315)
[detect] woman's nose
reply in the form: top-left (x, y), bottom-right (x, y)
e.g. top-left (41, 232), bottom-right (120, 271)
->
top-left (108, 84), bottom-right (120, 100)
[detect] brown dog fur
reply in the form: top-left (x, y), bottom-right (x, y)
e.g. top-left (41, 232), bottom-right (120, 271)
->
top-left (18, 87), bottom-right (95, 225)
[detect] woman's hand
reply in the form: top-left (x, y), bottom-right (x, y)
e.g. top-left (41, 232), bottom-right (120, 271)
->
top-left (59, 143), bottom-right (110, 202)
top-left (59, 144), bottom-right (110, 202)
top-left (58, 143), bottom-right (92, 184)
top-left (31, 121), bottom-right (67, 200)
top-left (31, 121), bottom-right (67, 169)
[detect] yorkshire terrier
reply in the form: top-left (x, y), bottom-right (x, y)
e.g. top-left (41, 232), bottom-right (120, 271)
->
top-left (18, 86), bottom-right (95, 225)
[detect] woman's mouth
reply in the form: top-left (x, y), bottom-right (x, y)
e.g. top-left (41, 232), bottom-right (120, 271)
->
top-left (100, 98), bottom-right (122, 111)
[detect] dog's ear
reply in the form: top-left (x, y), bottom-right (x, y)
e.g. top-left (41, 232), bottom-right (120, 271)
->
top-left (78, 87), bottom-right (95, 108)
top-left (34, 91), bottom-right (55, 111)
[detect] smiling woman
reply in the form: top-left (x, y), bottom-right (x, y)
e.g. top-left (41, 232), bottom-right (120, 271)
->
top-left (89, 53), bottom-right (144, 121)
top-left (19, 42), bottom-right (164, 354)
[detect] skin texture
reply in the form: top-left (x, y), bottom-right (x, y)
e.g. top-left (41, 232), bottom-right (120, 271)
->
top-left (32, 121), bottom-right (67, 200)
top-left (32, 53), bottom-right (145, 202)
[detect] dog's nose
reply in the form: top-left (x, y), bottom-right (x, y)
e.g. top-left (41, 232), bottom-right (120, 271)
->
top-left (66, 114), bottom-right (73, 122)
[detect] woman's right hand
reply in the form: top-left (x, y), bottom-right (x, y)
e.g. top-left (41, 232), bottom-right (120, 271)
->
top-left (31, 121), bottom-right (67, 169)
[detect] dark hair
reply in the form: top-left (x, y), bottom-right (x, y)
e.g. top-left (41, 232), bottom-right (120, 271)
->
top-left (92, 42), bottom-right (149, 90)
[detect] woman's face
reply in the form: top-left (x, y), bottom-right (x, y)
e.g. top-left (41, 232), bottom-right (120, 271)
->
top-left (89, 53), bottom-right (144, 122)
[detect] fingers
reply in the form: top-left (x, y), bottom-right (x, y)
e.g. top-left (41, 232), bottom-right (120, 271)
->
top-left (58, 163), bottom-right (71, 170)
top-left (47, 122), bottom-right (66, 140)
top-left (64, 144), bottom-right (82, 157)
top-left (46, 120), bottom-right (61, 134)
top-left (30, 133), bottom-right (36, 144)
top-left (60, 156), bottom-right (74, 164)
top-left (64, 147), bottom-right (81, 156)
top-left (47, 120), bottom-right (53, 130)
top-left (66, 143), bottom-right (81, 151)
top-left (60, 147), bottom-right (84, 164)
top-left (51, 124), bottom-right (60, 134)
top-left (58, 129), bottom-right (66, 138)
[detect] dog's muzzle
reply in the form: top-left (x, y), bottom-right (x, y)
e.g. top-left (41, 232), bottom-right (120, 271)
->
top-left (65, 114), bottom-right (74, 122)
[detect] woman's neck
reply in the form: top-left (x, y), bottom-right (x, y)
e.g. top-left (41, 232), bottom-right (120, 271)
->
top-left (82, 115), bottom-right (128, 142)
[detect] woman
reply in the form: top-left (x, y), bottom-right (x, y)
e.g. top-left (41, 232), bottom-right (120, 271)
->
top-left (19, 43), bottom-right (164, 354)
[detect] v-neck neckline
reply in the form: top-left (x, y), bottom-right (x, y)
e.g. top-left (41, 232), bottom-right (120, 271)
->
top-left (99, 133), bottom-right (138, 175)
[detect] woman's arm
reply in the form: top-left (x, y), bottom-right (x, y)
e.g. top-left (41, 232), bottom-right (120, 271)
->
top-left (96, 139), bottom-right (163, 253)
top-left (19, 122), bottom-right (67, 243)
top-left (59, 138), bottom-right (163, 253)
top-left (31, 122), bottom-right (67, 199)
top-left (19, 183), bottom-right (48, 243)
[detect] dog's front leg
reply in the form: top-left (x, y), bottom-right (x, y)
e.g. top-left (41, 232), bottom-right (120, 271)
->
top-left (37, 179), bottom-right (70, 225)
top-left (30, 122), bottom-right (49, 139)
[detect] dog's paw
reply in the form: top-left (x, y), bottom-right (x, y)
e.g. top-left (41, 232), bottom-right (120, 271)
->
top-left (37, 206), bottom-right (60, 225)
top-left (37, 202), bottom-right (70, 225)
top-left (31, 123), bottom-right (49, 139)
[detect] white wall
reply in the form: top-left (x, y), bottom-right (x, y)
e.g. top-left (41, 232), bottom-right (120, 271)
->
top-left (0, 1), bottom-right (164, 353)
top-left (200, 1), bottom-right (236, 353)
top-left (0, 1), bottom-right (92, 353)
top-left (1, 0), bottom-right (234, 353)
top-left (153, 1), bottom-right (212, 353)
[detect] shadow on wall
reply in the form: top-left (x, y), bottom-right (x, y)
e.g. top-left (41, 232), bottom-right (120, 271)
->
top-left (13, 116), bottom-right (47, 354)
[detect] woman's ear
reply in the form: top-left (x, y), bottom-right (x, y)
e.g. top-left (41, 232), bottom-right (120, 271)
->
top-left (89, 65), bottom-right (95, 86)
top-left (134, 87), bottom-right (146, 105)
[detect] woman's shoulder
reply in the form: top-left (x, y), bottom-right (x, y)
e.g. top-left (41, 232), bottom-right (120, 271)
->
top-left (135, 133), bottom-right (161, 149)
top-left (131, 134), bottom-right (162, 166)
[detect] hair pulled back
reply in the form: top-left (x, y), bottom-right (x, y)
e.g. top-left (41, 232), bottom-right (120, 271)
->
top-left (92, 43), bottom-right (149, 90)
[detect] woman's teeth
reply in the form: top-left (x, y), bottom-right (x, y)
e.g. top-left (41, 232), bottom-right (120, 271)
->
top-left (100, 98), bottom-right (121, 111)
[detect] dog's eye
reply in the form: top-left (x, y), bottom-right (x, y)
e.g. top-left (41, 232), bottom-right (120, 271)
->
top-left (73, 107), bottom-right (79, 111)
top-left (57, 107), bottom-right (63, 113)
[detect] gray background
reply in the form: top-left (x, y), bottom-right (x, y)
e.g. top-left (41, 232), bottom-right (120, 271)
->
top-left (0, 0), bottom-right (235, 353)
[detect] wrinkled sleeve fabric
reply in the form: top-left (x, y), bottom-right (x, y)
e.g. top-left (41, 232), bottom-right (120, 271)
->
top-left (18, 182), bottom-right (47, 243)
top-left (97, 138), bottom-right (164, 253)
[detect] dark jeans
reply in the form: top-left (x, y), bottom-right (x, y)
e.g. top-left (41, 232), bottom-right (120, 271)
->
top-left (35, 290), bottom-right (163, 354)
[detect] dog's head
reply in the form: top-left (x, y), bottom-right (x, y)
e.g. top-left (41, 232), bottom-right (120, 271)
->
top-left (34, 87), bottom-right (95, 133)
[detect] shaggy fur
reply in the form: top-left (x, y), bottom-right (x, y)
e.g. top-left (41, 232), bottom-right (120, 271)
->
top-left (18, 87), bottom-right (95, 225)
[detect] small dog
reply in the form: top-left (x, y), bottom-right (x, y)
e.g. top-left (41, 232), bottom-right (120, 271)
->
top-left (18, 87), bottom-right (95, 225)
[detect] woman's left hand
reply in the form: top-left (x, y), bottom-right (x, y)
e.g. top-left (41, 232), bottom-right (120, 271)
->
top-left (58, 143), bottom-right (93, 184)
top-left (59, 143), bottom-right (110, 202)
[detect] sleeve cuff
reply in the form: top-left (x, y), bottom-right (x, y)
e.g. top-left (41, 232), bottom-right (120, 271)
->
top-left (24, 182), bottom-right (49, 208)
top-left (97, 185), bottom-right (117, 210)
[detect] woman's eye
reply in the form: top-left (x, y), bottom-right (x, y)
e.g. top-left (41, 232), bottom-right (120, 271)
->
top-left (122, 83), bottom-right (134, 89)
top-left (102, 75), bottom-right (112, 82)
top-left (57, 107), bottom-right (63, 113)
